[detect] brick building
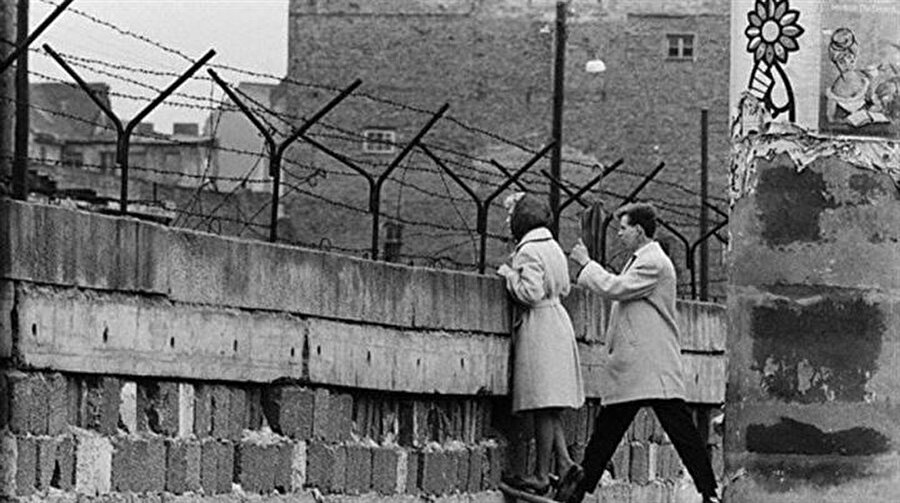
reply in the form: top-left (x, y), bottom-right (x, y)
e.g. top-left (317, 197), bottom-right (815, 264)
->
top-left (281, 0), bottom-right (730, 297)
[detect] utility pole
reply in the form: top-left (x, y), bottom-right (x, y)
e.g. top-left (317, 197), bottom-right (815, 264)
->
top-left (549, 0), bottom-right (567, 234)
top-left (699, 109), bottom-right (709, 301)
top-left (0, 2), bottom-right (16, 191)
top-left (12, 0), bottom-right (28, 199)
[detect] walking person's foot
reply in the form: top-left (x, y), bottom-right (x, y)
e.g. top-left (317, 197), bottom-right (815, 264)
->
top-left (553, 463), bottom-right (583, 502)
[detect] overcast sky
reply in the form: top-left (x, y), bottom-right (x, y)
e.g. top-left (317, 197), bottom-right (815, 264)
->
top-left (29, 0), bottom-right (289, 133)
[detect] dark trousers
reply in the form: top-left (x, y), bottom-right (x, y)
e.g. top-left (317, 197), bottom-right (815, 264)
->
top-left (579, 399), bottom-right (717, 497)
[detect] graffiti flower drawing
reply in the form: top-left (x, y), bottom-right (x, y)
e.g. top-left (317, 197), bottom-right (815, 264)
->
top-left (746, 0), bottom-right (804, 65)
top-left (745, 0), bottom-right (805, 121)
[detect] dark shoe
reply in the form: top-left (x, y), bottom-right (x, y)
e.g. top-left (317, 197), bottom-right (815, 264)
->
top-left (563, 485), bottom-right (586, 503)
top-left (502, 474), bottom-right (552, 496)
top-left (553, 465), bottom-right (583, 502)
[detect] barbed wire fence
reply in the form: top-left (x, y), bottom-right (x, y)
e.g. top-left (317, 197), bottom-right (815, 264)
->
top-left (2, 0), bottom-right (730, 299)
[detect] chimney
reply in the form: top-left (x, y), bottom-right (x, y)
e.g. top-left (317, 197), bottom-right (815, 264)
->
top-left (173, 122), bottom-right (199, 136)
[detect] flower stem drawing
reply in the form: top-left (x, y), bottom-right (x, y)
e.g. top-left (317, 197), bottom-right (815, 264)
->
top-left (745, 0), bottom-right (805, 121)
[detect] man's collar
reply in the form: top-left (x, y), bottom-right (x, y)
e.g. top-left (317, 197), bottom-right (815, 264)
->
top-left (632, 240), bottom-right (657, 258)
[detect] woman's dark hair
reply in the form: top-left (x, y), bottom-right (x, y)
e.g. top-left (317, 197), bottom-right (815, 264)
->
top-left (615, 202), bottom-right (657, 238)
top-left (510, 194), bottom-right (552, 242)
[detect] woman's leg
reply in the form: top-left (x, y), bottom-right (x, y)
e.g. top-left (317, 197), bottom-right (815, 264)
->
top-left (532, 408), bottom-right (554, 485)
top-left (552, 411), bottom-right (575, 471)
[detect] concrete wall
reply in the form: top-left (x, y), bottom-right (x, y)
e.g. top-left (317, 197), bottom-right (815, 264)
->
top-left (1, 199), bottom-right (726, 501)
top-left (725, 121), bottom-right (900, 498)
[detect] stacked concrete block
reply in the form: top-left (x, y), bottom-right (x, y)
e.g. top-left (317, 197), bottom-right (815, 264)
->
top-left (420, 444), bottom-right (451, 495)
top-left (610, 439), bottom-right (631, 481)
top-left (274, 441), bottom-right (295, 493)
top-left (262, 385), bottom-right (315, 440)
top-left (311, 388), bottom-right (353, 443)
top-left (236, 438), bottom-right (277, 493)
top-left (194, 384), bottom-right (244, 440)
top-left (0, 433), bottom-right (15, 499)
top-left (15, 435), bottom-right (37, 496)
top-left (7, 371), bottom-right (68, 436)
top-left (483, 441), bottom-right (503, 490)
top-left (629, 442), bottom-right (651, 485)
top-left (35, 434), bottom-right (75, 491)
top-left (165, 439), bottom-right (201, 493)
top-left (110, 435), bottom-right (166, 493)
top-left (291, 440), bottom-right (307, 490)
top-left (73, 427), bottom-right (112, 496)
top-left (199, 438), bottom-right (233, 495)
top-left (466, 444), bottom-right (485, 492)
top-left (81, 376), bottom-right (122, 436)
top-left (372, 444), bottom-right (407, 495)
top-left (306, 441), bottom-right (346, 492)
top-left (136, 381), bottom-right (180, 436)
top-left (344, 442), bottom-right (373, 494)
top-left (404, 449), bottom-right (421, 495)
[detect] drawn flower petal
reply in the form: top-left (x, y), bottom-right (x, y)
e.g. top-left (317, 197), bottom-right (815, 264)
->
top-left (756, 44), bottom-right (767, 62)
top-left (757, 2), bottom-right (767, 20)
top-left (779, 35), bottom-right (798, 51)
top-left (748, 36), bottom-right (763, 51)
top-left (780, 11), bottom-right (798, 26)
top-left (773, 1), bottom-right (787, 21)
top-left (767, 0), bottom-right (776, 18)
top-left (765, 45), bottom-right (775, 64)
top-left (749, 12), bottom-right (763, 27)
top-left (746, 26), bottom-right (761, 38)
top-left (782, 24), bottom-right (804, 37)
top-left (774, 42), bottom-right (787, 62)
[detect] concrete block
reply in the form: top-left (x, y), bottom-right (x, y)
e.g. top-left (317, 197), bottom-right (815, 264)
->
top-left (345, 443), bottom-right (373, 494)
top-left (47, 373), bottom-right (68, 435)
top-left (7, 371), bottom-right (35, 434)
top-left (16, 435), bottom-right (37, 496)
top-left (263, 385), bottom-right (315, 440)
top-left (611, 440), bottom-right (630, 481)
top-left (178, 383), bottom-right (195, 438)
top-left (466, 445), bottom-right (485, 492)
top-left (597, 482), bottom-right (631, 503)
top-left (236, 440), bottom-right (276, 494)
top-left (312, 388), bottom-right (334, 442)
top-left (0, 433), bottom-right (16, 498)
top-left (200, 438), bottom-right (234, 495)
top-left (630, 442), bottom-right (650, 485)
top-left (208, 385), bottom-right (234, 440)
top-left (453, 447), bottom-right (469, 492)
top-left (421, 448), bottom-right (449, 495)
top-left (192, 384), bottom-right (212, 438)
top-left (404, 449), bottom-right (421, 495)
top-left (631, 480), bottom-right (668, 503)
top-left (229, 387), bottom-right (248, 439)
top-left (274, 441), bottom-right (295, 493)
top-left (306, 441), bottom-right (346, 492)
top-left (119, 381), bottom-right (138, 434)
top-left (111, 435), bottom-right (166, 493)
top-left (484, 442), bottom-right (502, 489)
top-left (54, 434), bottom-right (76, 491)
top-left (165, 439), bottom-right (201, 494)
top-left (36, 435), bottom-right (58, 491)
top-left (73, 427), bottom-right (112, 495)
top-left (82, 376), bottom-right (121, 436)
top-left (137, 380), bottom-right (180, 436)
top-left (372, 445), bottom-right (406, 495)
top-left (246, 385), bottom-right (264, 431)
top-left (291, 440), bottom-right (307, 491)
top-left (332, 393), bottom-right (354, 442)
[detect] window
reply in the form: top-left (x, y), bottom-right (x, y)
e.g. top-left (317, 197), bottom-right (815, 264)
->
top-left (61, 150), bottom-right (83, 167)
top-left (667, 34), bottom-right (695, 60)
top-left (164, 150), bottom-right (182, 171)
top-left (100, 152), bottom-right (116, 169)
top-left (362, 129), bottom-right (397, 154)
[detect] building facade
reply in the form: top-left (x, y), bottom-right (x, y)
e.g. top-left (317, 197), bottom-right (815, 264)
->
top-left (280, 0), bottom-right (730, 296)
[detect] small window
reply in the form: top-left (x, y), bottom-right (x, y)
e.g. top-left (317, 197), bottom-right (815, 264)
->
top-left (61, 150), bottom-right (83, 167)
top-left (667, 34), bottom-right (695, 60)
top-left (362, 129), bottom-right (397, 154)
top-left (100, 152), bottom-right (116, 169)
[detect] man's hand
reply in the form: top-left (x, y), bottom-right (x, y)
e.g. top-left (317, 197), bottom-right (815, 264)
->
top-left (496, 264), bottom-right (513, 278)
top-left (569, 240), bottom-right (590, 268)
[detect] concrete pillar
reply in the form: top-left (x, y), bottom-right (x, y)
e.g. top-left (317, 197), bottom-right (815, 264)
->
top-left (0, 1), bottom-right (16, 187)
top-left (725, 130), bottom-right (900, 500)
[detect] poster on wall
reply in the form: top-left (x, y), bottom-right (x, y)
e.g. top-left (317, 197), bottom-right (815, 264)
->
top-left (730, 0), bottom-right (900, 139)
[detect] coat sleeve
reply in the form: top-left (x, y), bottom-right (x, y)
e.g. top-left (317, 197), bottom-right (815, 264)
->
top-left (502, 245), bottom-right (547, 306)
top-left (576, 257), bottom-right (659, 301)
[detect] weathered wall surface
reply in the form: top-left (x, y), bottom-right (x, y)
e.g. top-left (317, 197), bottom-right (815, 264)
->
top-left (1, 199), bottom-right (726, 501)
top-left (726, 143), bottom-right (900, 501)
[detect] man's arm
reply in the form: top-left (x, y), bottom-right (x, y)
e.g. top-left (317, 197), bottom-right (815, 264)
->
top-left (576, 258), bottom-right (659, 301)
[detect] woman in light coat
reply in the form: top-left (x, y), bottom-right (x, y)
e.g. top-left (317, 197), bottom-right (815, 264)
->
top-left (497, 193), bottom-right (585, 495)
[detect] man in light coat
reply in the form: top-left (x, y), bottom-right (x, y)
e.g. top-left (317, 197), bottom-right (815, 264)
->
top-left (560, 203), bottom-right (719, 503)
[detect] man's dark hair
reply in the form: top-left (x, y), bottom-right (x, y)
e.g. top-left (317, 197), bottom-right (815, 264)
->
top-left (615, 202), bottom-right (657, 238)
top-left (510, 194), bottom-right (552, 241)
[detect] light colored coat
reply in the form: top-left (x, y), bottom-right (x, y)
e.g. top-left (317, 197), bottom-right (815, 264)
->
top-left (500, 228), bottom-right (585, 413)
top-left (576, 241), bottom-right (686, 405)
